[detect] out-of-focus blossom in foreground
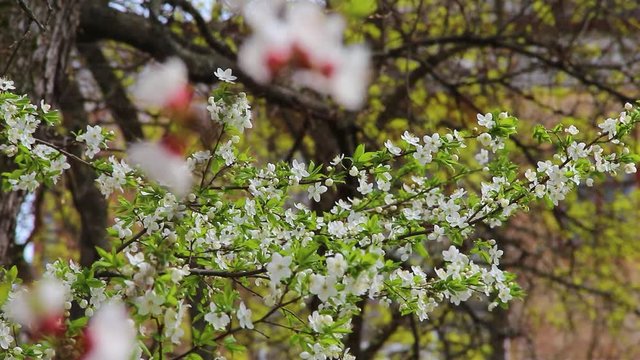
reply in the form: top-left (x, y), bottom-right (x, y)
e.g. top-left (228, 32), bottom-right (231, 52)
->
top-left (127, 135), bottom-right (194, 198)
top-left (131, 57), bottom-right (192, 111)
top-left (2, 279), bottom-right (69, 338)
top-left (80, 301), bottom-right (136, 360)
top-left (238, 0), bottom-right (371, 110)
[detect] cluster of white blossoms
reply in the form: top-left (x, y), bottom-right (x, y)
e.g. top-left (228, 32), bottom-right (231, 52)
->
top-left (0, 87), bottom-right (73, 192)
top-left (238, 0), bottom-right (370, 110)
top-left (206, 91), bottom-right (253, 132)
top-left (96, 156), bottom-right (133, 197)
top-left (2, 67), bottom-right (640, 360)
top-left (76, 124), bottom-right (108, 159)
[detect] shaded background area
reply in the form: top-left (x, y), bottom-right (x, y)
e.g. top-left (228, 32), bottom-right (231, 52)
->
top-left (1, 0), bottom-right (639, 359)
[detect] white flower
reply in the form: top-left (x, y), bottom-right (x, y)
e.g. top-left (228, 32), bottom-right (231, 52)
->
top-left (214, 68), bottom-right (237, 83)
top-left (8, 172), bottom-right (39, 192)
top-left (191, 150), bottom-right (212, 163)
top-left (308, 182), bottom-right (328, 202)
top-left (357, 174), bottom-right (373, 194)
top-left (327, 220), bottom-right (347, 238)
top-left (330, 154), bottom-right (344, 165)
top-left (565, 125), bottom-right (579, 135)
top-left (624, 163), bottom-right (637, 174)
top-left (216, 140), bottom-right (236, 166)
top-left (89, 285), bottom-right (107, 309)
top-left (82, 301), bottom-right (136, 360)
top-left (598, 118), bottom-right (618, 139)
top-left (423, 133), bottom-right (442, 151)
top-left (5, 112), bottom-right (39, 148)
top-left (477, 113), bottom-right (495, 129)
top-left (0, 320), bottom-right (14, 349)
top-left (136, 290), bottom-right (164, 316)
top-left (427, 224), bottom-right (445, 241)
top-left (477, 133), bottom-right (492, 147)
top-left (210, 93), bottom-right (253, 131)
top-left (450, 289), bottom-right (473, 305)
top-left (112, 218), bottom-right (132, 239)
top-left (384, 140), bottom-right (402, 156)
top-left (40, 100), bottom-right (51, 113)
top-left (488, 244), bottom-right (504, 265)
top-left (308, 311), bottom-right (333, 333)
top-left (401, 131), bottom-right (420, 146)
top-left (309, 274), bottom-right (337, 302)
top-left (76, 125), bottom-right (105, 159)
top-left (236, 302), bottom-right (253, 329)
top-left (204, 303), bottom-right (230, 331)
top-left (169, 265), bottom-right (190, 283)
top-left (266, 253), bottom-right (292, 284)
top-left (49, 155), bottom-right (70, 183)
top-left (475, 149), bottom-right (489, 165)
top-left (413, 145), bottom-right (433, 165)
top-left (291, 159), bottom-right (310, 183)
top-left (96, 156), bottom-right (131, 197)
top-left (326, 254), bottom-right (347, 278)
top-left (217, 140), bottom-right (236, 166)
top-left (0, 77), bottom-right (15, 91)
top-left (0, 144), bottom-right (17, 157)
top-left (498, 284), bottom-right (512, 303)
top-left (442, 246), bottom-right (465, 264)
top-left (164, 301), bottom-right (189, 345)
top-left (567, 142), bottom-right (588, 160)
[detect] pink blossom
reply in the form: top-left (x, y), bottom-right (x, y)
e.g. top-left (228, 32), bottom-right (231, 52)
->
top-left (2, 279), bottom-right (68, 339)
top-left (127, 135), bottom-right (193, 197)
top-left (132, 58), bottom-right (192, 111)
top-left (81, 301), bottom-right (136, 360)
top-left (238, 1), bottom-right (370, 110)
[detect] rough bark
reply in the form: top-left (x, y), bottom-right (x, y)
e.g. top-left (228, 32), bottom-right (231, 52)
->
top-left (488, 307), bottom-right (508, 360)
top-left (0, 0), bottom-right (85, 265)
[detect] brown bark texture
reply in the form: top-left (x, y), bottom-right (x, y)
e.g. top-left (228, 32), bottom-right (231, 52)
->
top-left (0, 0), bottom-right (85, 265)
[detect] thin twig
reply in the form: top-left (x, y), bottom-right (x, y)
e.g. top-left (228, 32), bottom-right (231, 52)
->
top-left (16, 0), bottom-right (46, 31)
top-left (116, 229), bottom-right (146, 253)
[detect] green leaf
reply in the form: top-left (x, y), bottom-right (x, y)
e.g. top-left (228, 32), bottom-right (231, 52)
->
top-left (8, 265), bottom-right (18, 281)
top-left (334, 0), bottom-right (377, 18)
top-left (414, 242), bottom-right (429, 258)
top-left (533, 124), bottom-right (551, 143)
top-left (353, 144), bottom-right (365, 162)
top-left (0, 282), bottom-right (11, 307)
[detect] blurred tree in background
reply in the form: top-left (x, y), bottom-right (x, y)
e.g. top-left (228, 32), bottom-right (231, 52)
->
top-left (1, 0), bottom-right (640, 359)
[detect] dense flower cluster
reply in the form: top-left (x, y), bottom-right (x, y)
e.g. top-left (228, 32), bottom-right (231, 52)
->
top-left (206, 91), bottom-right (252, 132)
top-left (2, 73), bottom-right (638, 359)
top-left (0, 89), bottom-right (85, 192)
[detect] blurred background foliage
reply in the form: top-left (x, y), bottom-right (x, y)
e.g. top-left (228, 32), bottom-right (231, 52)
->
top-left (1, 0), bottom-right (640, 359)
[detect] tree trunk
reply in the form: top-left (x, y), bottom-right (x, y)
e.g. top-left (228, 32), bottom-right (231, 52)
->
top-left (489, 307), bottom-right (509, 360)
top-left (0, 0), bottom-right (85, 265)
top-left (57, 74), bottom-right (109, 267)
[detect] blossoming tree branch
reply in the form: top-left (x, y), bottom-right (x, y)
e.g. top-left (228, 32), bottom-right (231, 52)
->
top-left (0, 1), bottom-right (639, 360)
